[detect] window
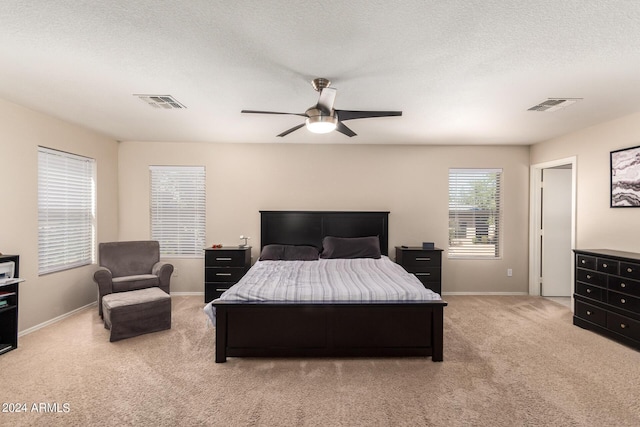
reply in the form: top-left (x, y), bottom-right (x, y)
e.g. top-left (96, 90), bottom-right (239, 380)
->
top-left (38, 147), bottom-right (96, 274)
top-left (150, 166), bottom-right (205, 257)
top-left (448, 168), bottom-right (502, 258)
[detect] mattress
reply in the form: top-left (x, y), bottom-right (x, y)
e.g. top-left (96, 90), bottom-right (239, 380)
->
top-left (204, 256), bottom-right (441, 324)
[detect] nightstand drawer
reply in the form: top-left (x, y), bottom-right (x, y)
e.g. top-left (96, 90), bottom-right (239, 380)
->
top-left (206, 267), bottom-right (246, 283)
top-left (607, 312), bottom-right (640, 342)
top-left (399, 251), bottom-right (441, 267)
top-left (576, 269), bottom-right (606, 287)
top-left (411, 268), bottom-right (441, 282)
top-left (575, 300), bottom-right (606, 328)
top-left (576, 282), bottom-right (603, 301)
top-left (205, 250), bottom-right (248, 267)
top-left (205, 283), bottom-right (234, 301)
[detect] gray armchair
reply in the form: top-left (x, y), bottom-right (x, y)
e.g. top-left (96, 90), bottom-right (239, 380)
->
top-left (93, 240), bottom-right (173, 317)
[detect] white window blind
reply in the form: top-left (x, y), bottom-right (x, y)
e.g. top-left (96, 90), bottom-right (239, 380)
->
top-left (38, 147), bottom-right (96, 274)
top-left (448, 168), bottom-right (502, 259)
top-left (150, 166), bottom-right (205, 257)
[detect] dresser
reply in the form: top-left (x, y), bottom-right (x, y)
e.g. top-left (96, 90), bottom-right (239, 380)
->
top-left (204, 247), bottom-right (251, 303)
top-left (395, 246), bottom-right (443, 294)
top-left (574, 249), bottom-right (640, 350)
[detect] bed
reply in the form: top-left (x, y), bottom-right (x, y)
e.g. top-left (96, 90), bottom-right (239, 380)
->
top-left (210, 211), bottom-right (447, 363)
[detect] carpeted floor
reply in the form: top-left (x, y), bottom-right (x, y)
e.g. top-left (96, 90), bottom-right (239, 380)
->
top-left (1, 295), bottom-right (639, 426)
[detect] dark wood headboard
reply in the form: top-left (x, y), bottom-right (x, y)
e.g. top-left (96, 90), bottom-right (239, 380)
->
top-left (260, 211), bottom-right (390, 256)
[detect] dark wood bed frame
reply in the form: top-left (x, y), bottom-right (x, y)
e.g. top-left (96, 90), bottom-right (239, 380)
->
top-left (212, 211), bottom-right (447, 363)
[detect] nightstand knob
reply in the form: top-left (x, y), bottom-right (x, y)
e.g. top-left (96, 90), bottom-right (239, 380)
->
top-left (621, 283), bottom-right (626, 288)
top-left (586, 275), bottom-right (591, 279)
top-left (216, 273), bottom-right (232, 277)
top-left (621, 298), bottom-right (626, 304)
top-left (216, 257), bottom-right (232, 261)
top-left (581, 259), bottom-right (586, 264)
top-left (628, 268), bottom-right (633, 273)
top-left (603, 263), bottom-right (608, 268)
top-left (586, 310), bottom-right (592, 315)
top-left (586, 288), bottom-right (591, 293)
top-left (620, 323), bottom-right (627, 329)
top-left (415, 257), bottom-right (431, 261)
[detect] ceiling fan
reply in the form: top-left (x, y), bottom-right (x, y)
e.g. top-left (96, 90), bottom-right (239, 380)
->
top-left (241, 78), bottom-right (402, 137)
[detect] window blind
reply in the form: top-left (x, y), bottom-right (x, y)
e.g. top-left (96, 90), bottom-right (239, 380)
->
top-left (150, 166), bottom-right (206, 257)
top-left (38, 147), bottom-right (96, 274)
top-left (448, 168), bottom-right (502, 259)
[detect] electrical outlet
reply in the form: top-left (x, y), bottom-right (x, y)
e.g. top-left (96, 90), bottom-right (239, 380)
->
top-left (507, 268), bottom-right (513, 277)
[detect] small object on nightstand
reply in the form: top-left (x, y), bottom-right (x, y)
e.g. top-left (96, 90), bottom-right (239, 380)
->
top-left (239, 235), bottom-right (250, 247)
top-left (422, 242), bottom-right (435, 250)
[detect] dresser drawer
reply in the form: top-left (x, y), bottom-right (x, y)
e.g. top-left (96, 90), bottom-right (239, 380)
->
top-left (608, 276), bottom-right (640, 298)
top-left (607, 291), bottom-right (640, 313)
top-left (607, 312), bottom-right (640, 342)
top-left (597, 258), bottom-right (619, 275)
top-left (575, 300), bottom-right (606, 327)
top-left (576, 255), bottom-right (596, 270)
top-left (206, 267), bottom-right (246, 283)
top-left (620, 261), bottom-right (640, 281)
top-left (205, 250), bottom-right (248, 267)
top-left (576, 282), bottom-right (603, 301)
top-left (576, 268), bottom-right (607, 287)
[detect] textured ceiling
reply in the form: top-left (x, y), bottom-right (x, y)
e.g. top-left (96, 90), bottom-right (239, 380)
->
top-left (2, 1), bottom-right (640, 145)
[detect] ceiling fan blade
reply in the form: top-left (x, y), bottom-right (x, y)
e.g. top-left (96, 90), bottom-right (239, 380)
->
top-left (336, 121), bottom-right (357, 137)
top-left (277, 123), bottom-right (305, 137)
top-left (242, 110), bottom-right (307, 117)
top-left (317, 87), bottom-right (337, 113)
top-left (335, 110), bottom-right (402, 121)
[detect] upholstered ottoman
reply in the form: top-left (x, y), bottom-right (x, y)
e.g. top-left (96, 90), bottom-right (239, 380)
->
top-left (102, 287), bottom-right (171, 342)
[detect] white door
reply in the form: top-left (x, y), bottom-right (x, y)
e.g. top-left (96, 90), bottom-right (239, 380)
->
top-left (541, 168), bottom-right (572, 296)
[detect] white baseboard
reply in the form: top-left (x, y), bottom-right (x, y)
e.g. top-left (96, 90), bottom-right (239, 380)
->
top-left (171, 291), bottom-right (204, 296)
top-left (442, 292), bottom-right (529, 296)
top-left (19, 301), bottom-right (97, 337)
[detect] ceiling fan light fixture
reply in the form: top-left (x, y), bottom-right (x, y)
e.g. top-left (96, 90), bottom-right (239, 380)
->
top-left (305, 114), bottom-right (337, 134)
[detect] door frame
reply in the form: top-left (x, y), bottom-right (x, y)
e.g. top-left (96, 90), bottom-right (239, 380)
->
top-left (529, 157), bottom-right (577, 302)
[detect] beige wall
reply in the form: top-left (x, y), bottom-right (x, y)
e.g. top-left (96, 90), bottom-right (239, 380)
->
top-left (118, 142), bottom-right (530, 294)
top-left (0, 99), bottom-right (119, 332)
top-left (531, 111), bottom-right (640, 252)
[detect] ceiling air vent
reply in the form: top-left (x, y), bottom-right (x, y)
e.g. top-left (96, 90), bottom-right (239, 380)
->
top-left (528, 98), bottom-right (581, 112)
top-left (134, 94), bottom-right (186, 109)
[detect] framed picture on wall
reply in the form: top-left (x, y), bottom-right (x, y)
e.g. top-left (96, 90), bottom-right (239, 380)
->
top-left (611, 144), bottom-right (640, 207)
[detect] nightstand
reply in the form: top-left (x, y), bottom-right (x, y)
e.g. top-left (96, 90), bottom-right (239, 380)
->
top-left (395, 246), bottom-right (443, 294)
top-left (204, 246), bottom-right (251, 303)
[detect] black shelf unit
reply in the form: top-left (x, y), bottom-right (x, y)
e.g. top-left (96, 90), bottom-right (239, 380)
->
top-left (0, 254), bottom-right (20, 355)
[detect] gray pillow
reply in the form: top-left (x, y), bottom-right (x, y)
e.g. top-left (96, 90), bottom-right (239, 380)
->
top-left (320, 236), bottom-right (381, 259)
top-left (259, 244), bottom-right (285, 261)
top-left (259, 244), bottom-right (319, 261)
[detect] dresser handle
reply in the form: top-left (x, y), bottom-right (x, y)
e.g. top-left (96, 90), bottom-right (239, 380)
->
top-left (586, 288), bottom-right (591, 293)
top-left (586, 275), bottom-right (591, 279)
top-left (216, 273), bottom-right (232, 276)
top-left (621, 298), bottom-right (626, 304)
top-left (621, 283), bottom-right (626, 288)
top-left (628, 268), bottom-right (633, 273)
top-left (415, 257), bottom-right (431, 261)
top-left (620, 323), bottom-right (627, 329)
top-left (215, 288), bottom-right (229, 292)
top-left (586, 310), bottom-right (592, 315)
top-left (216, 257), bottom-right (232, 261)
top-left (416, 273), bottom-right (431, 276)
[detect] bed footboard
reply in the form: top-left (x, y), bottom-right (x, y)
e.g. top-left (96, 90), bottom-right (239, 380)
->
top-left (213, 301), bottom-right (446, 363)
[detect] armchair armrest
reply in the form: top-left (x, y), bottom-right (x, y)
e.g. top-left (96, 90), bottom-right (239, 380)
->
top-left (93, 266), bottom-right (114, 317)
top-left (152, 261), bottom-right (174, 294)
